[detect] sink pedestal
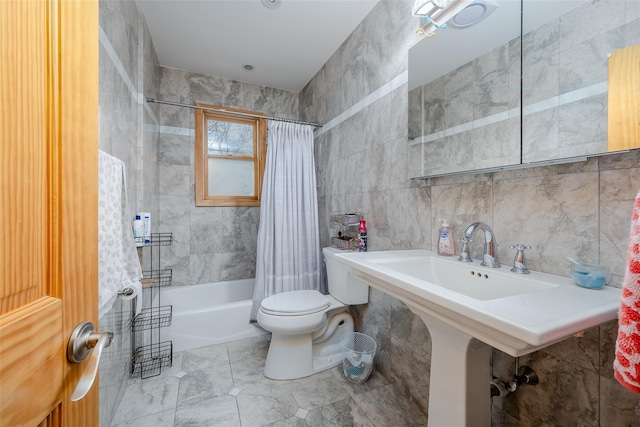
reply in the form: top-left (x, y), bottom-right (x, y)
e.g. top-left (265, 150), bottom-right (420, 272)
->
top-left (413, 310), bottom-right (492, 427)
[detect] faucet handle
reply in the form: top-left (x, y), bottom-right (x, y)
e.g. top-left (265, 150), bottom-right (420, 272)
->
top-left (510, 244), bottom-right (532, 274)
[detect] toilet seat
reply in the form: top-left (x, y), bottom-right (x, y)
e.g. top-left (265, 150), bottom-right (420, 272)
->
top-left (260, 290), bottom-right (330, 316)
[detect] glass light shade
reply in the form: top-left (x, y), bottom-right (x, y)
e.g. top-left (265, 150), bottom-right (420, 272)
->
top-left (412, 0), bottom-right (436, 16)
top-left (413, 0), bottom-right (455, 16)
top-left (432, 0), bottom-right (453, 9)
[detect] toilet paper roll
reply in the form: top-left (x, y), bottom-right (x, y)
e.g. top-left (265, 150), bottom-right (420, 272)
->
top-left (119, 279), bottom-right (143, 316)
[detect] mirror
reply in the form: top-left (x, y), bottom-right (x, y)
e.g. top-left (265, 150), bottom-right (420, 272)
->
top-left (408, 0), bottom-right (637, 178)
top-left (521, 0), bottom-right (639, 163)
top-left (408, 0), bottom-right (522, 177)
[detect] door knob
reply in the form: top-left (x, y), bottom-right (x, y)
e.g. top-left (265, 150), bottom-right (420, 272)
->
top-left (67, 321), bottom-right (114, 402)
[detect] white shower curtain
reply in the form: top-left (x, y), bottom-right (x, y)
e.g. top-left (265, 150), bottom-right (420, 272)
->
top-left (250, 120), bottom-right (322, 321)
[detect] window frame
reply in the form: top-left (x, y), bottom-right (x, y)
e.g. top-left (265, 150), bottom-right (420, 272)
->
top-left (194, 103), bottom-right (266, 207)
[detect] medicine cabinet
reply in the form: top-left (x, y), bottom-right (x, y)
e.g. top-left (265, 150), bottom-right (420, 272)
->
top-left (408, 0), bottom-right (640, 178)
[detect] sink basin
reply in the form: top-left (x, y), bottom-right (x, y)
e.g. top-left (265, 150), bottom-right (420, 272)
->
top-left (335, 249), bottom-right (621, 356)
top-left (333, 249), bottom-right (622, 427)
top-left (370, 255), bottom-right (555, 300)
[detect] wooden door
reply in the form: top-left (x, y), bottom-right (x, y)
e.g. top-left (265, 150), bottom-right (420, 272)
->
top-left (0, 0), bottom-right (99, 426)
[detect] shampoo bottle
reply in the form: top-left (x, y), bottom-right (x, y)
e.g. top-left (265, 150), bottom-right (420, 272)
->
top-left (133, 215), bottom-right (144, 247)
top-left (437, 219), bottom-right (454, 256)
top-left (139, 212), bottom-right (151, 245)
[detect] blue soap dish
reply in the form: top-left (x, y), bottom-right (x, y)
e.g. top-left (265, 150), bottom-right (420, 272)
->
top-left (571, 263), bottom-right (609, 289)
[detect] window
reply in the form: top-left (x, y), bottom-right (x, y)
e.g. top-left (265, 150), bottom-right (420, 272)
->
top-left (195, 104), bottom-right (266, 206)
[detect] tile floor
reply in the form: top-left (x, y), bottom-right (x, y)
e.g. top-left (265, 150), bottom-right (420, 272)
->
top-left (110, 335), bottom-right (428, 426)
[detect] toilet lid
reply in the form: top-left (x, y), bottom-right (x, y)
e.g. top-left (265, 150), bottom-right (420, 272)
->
top-left (260, 290), bottom-right (330, 316)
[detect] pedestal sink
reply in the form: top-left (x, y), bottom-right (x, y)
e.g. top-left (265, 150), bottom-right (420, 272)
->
top-left (332, 250), bottom-right (622, 427)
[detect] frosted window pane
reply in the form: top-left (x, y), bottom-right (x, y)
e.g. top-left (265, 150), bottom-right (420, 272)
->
top-left (207, 119), bottom-right (253, 156)
top-left (208, 158), bottom-right (254, 196)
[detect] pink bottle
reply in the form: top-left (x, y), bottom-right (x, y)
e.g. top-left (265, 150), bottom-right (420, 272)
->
top-left (358, 219), bottom-right (367, 252)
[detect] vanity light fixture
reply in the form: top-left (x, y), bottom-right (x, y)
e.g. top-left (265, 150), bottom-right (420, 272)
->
top-left (414, 0), bottom-right (474, 37)
top-left (412, 0), bottom-right (454, 17)
top-left (449, 0), bottom-right (498, 28)
top-left (261, 0), bottom-right (281, 9)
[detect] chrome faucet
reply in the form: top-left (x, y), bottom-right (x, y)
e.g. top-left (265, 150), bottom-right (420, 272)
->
top-left (458, 222), bottom-right (501, 268)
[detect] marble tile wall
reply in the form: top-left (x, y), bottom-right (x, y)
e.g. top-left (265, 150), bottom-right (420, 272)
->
top-left (140, 11), bottom-right (161, 229)
top-left (155, 67), bottom-right (299, 286)
top-left (98, 0), bottom-right (160, 425)
top-left (301, 0), bottom-right (640, 424)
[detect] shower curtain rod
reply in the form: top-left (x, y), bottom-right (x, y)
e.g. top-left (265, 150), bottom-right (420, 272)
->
top-left (146, 98), bottom-right (323, 128)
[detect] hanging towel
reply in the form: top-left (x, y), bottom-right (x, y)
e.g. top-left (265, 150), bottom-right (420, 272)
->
top-left (614, 188), bottom-right (640, 394)
top-left (98, 150), bottom-right (143, 319)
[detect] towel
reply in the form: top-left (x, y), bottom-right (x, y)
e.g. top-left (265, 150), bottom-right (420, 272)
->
top-left (614, 188), bottom-right (640, 393)
top-left (98, 150), bottom-right (143, 319)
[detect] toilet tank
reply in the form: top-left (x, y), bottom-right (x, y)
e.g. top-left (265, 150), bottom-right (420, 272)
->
top-left (323, 247), bottom-right (369, 304)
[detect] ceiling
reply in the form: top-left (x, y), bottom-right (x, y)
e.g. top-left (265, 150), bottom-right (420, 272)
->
top-left (135, 0), bottom-right (379, 93)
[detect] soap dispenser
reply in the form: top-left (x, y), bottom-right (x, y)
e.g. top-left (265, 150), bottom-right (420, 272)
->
top-left (437, 219), bottom-right (454, 256)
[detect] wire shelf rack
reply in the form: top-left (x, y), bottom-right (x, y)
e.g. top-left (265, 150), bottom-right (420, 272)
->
top-left (132, 305), bottom-right (172, 332)
top-left (141, 268), bottom-right (173, 288)
top-left (330, 213), bottom-right (362, 227)
top-left (146, 232), bottom-right (172, 246)
top-left (129, 230), bottom-right (174, 379)
top-left (131, 341), bottom-right (173, 379)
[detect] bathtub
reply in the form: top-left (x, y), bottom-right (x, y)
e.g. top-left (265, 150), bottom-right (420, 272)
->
top-left (155, 279), bottom-right (268, 352)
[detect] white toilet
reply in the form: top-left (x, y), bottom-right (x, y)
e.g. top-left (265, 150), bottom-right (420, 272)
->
top-left (257, 247), bottom-right (370, 380)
